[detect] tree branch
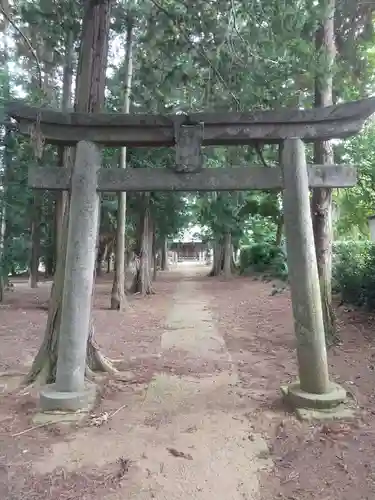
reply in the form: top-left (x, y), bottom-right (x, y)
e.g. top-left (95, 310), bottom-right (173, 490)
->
top-left (148, 0), bottom-right (241, 109)
top-left (0, 5), bottom-right (42, 89)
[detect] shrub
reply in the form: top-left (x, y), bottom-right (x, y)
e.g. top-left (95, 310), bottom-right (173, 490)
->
top-left (239, 243), bottom-right (288, 279)
top-left (333, 240), bottom-right (375, 309)
top-left (239, 239), bottom-right (375, 308)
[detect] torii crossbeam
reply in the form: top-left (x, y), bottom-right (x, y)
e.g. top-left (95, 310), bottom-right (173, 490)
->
top-left (6, 96), bottom-right (375, 147)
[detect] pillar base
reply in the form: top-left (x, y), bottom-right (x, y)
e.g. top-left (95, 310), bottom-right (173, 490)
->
top-left (39, 382), bottom-right (97, 412)
top-left (281, 381), bottom-right (347, 410)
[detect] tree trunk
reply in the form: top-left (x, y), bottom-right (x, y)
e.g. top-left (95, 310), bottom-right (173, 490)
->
top-left (26, 0), bottom-right (114, 385)
top-left (44, 254), bottom-right (54, 278)
top-left (0, 31), bottom-right (10, 302)
top-left (223, 232), bottom-right (232, 279)
top-left (102, 242), bottom-right (109, 273)
top-left (276, 148), bottom-right (284, 248)
top-left (0, 204), bottom-right (5, 303)
top-left (126, 249), bottom-right (132, 268)
top-left (148, 217), bottom-right (154, 274)
top-left (0, 150), bottom-right (7, 301)
top-left (131, 195), bottom-right (154, 295)
top-left (0, 128), bottom-right (11, 301)
top-left (161, 237), bottom-right (169, 271)
top-left (311, 0), bottom-right (336, 344)
top-left (152, 230), bottom-right (157, 281)
top-left (111, 15), bottom-right (134, 310)
top-left (25, 207), bottom-right (69, 384)
top-left (55, 30), bottom-right (74, 260)
top-left (209, 239), bottom-right (224, 277)
top-left (96, 240), bottom-right (105, 277)
top-left (29, 42), bottom-right (55, 288)
top-left (29, 195), bottom-right (41, 288)
top-left (275, 217), bottom-right (283, 246)
top-left (96, 254), bottom-right (102, 276)
top-left (209, 235), bottom-right (236, 277)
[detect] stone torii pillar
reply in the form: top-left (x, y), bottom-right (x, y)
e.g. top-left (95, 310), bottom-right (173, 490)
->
top-left (280, 139), bottom-right (347, 417)
top-left (40, 141), bottom-right (100, 411)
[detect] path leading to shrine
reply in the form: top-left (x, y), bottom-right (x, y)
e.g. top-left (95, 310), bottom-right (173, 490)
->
top-left (32, 264), bottom-right (272, 499)
top-left (1, 264), bottom-right (375, 500)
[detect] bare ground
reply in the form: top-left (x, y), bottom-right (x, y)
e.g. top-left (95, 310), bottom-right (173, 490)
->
top-left (0, 264), bottom-right (375, 499)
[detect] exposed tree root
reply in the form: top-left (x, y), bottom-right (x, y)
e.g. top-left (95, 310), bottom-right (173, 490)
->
top-left (110, 284), bottom-right (127, 311)
top-left (208, 242), bottom-right (237, 278)
top-left (321, 280), bottom-right (338, 347)
top-left (23, 288), bottom-right (60, 386)
top-left (25, 299), bottom-right (120, 389)
top-left (87, 339), bottom-right (118, 376)
top-left (129, 269), bottom-right (155, 295)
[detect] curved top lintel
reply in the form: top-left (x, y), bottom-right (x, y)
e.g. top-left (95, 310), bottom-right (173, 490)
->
top-left (5, 97), bottom-right (375, 146)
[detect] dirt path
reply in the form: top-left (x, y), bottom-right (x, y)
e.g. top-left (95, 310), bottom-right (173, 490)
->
top-left (2, 265), bottom-right (375, 499)
top-left (205, 273), bottom-right (375, 500)
top-left (31, 264), bottom-right (271, 499)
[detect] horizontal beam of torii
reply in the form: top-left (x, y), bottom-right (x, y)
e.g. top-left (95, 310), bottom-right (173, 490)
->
top-left (6, 97), bottom-right (375, 147)
top-left (29, 164), bottom-right (357, 192)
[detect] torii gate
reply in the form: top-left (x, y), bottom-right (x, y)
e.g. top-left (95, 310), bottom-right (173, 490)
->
top-left (7, 98), bottom-right (375, 418)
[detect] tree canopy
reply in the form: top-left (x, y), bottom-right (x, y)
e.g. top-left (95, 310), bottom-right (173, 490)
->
top-left (1, 0), bottom-right (375, 290)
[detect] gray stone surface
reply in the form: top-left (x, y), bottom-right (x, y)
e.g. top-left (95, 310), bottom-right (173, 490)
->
top-left (295, 405), bottom-right (355, 422)
top-left (9, 97), bottom-right (375, 146)
top-left (32, 411), bottom-right (89, 425)
top-left (39, 382), bottom-right (97, 412)
top-left (54, 141), bottom-right (100, 394)
top-left (281, 381), bottom-right (347, 410)
top-left (28, 164), bottom-right (357, 192)
top-left (282, 139), bottom-right (331, 394)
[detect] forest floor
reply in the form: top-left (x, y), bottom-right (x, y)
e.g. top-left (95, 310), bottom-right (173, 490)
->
top-left (0, 263), bottom-right (375, 499)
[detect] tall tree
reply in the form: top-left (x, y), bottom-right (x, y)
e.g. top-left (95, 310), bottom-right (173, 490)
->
top-left (28, 29), bottom-right (49, 288)
top-left (0, 126), bottom-right (8, 302)
top-left (26, 0), bottom-right (116, 384)
top-left (55, 27), bottom-right (75, 262)
top-left (130, 193), bottom-right (154, 295)
top-left (311, 0), bottom-right (336, 343)
top-left (111, 4), bottom-right (134, 310)
top-left (0, 7), bottom-right (11, 301)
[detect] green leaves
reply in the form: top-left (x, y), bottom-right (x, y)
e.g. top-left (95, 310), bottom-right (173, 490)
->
top-left (334, 122), bottom-right (375, 238)
top-left (4, 0), bottom-right (375, 276)
top-left (238, 193), bottom-right (279, 220)
top-left (333, 241), bottom-right (375, 309)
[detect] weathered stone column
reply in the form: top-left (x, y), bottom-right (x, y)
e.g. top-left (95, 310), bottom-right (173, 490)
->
top-left (40, 141), bottom-right (100, 411)
top-left (281, 139), bottom-right (346, 412)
